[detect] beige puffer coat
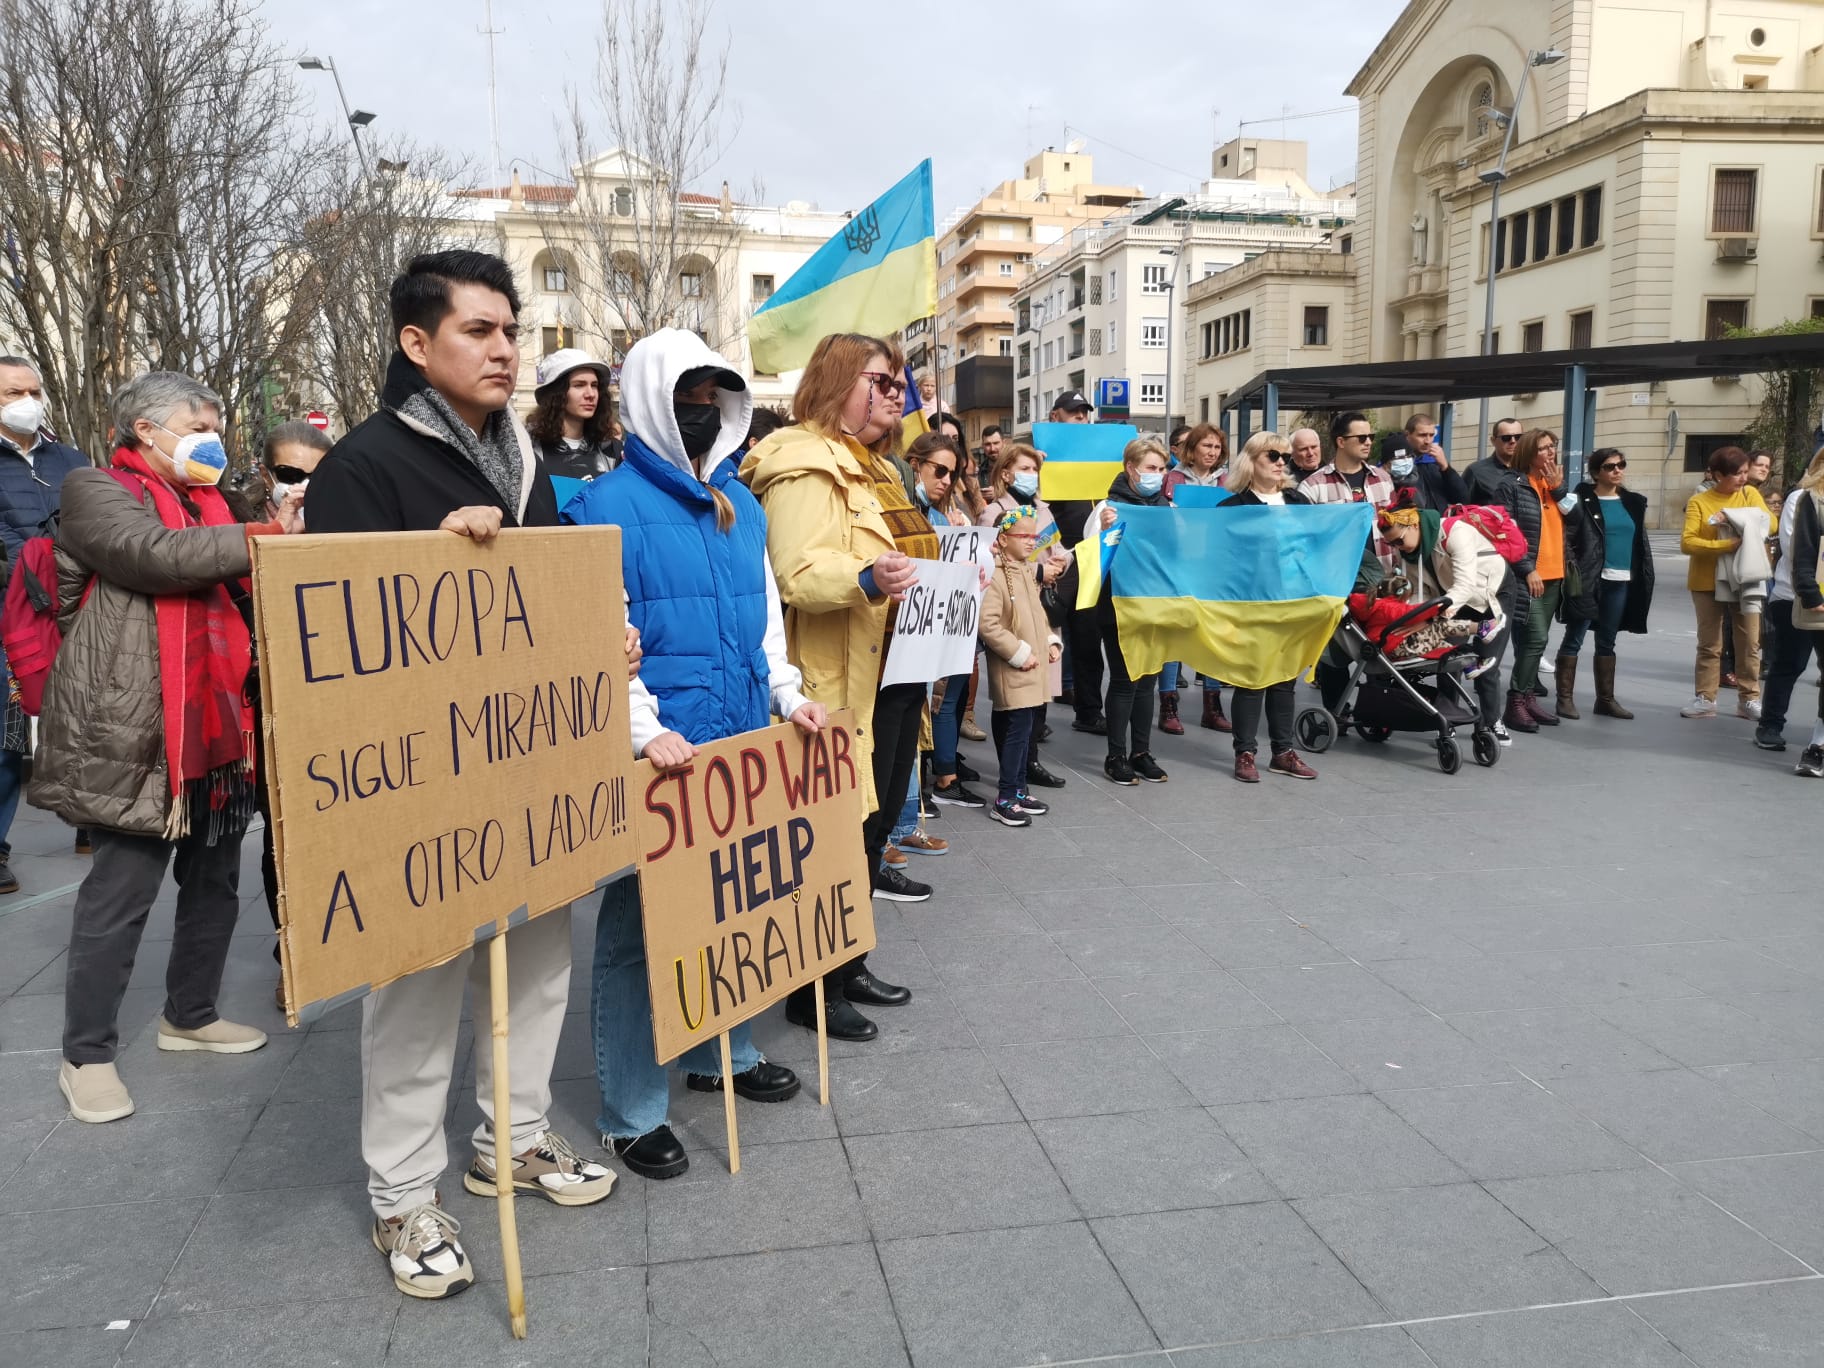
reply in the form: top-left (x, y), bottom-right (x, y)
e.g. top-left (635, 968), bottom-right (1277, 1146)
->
top-left (29, 468), bottom-right (254, 836)
top-left (981, 556), bottom-right (1060, 711)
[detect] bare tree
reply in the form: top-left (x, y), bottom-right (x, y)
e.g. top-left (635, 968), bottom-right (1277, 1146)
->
top-left (542, 0), bottom-right (745, 361)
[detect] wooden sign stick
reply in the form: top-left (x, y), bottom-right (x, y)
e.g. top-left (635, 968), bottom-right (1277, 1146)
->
top-left (489, 932), bottom-right (528, 1338)
top-left (814, 977), bottom-right (831, 1106)
top-left (718, 1031), bottom-right (741, 1175)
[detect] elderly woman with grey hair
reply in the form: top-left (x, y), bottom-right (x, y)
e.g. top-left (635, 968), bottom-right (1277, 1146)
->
top-left (34, 372), bottom-right (303, 1125)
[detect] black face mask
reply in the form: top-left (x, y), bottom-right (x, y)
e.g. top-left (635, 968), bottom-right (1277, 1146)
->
top-left (673, 401), bottom-right (721, 460)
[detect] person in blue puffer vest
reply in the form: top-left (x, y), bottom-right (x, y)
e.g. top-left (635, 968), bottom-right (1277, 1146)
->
top-left (565, 329), bottom-right (824, 1183)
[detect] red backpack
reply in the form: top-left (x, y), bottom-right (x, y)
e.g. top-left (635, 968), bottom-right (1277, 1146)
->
top-left (1444, 504), bottom-right (1529, 564)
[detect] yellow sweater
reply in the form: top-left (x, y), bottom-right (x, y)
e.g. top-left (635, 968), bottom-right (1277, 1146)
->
top-left (1681, 485), bottom-right (1770, 591)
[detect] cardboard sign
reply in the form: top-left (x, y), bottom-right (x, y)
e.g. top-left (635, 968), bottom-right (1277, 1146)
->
top-left (880, 554), bottom-right (983, 687)
top-left (253, 528), bottom-right (639, 1023)
top-left (634, 713), bottom-right (874, 1063)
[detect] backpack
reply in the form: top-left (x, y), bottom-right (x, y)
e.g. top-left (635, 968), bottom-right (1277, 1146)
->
top-left (1444, 504), bottom-right (1528, 564)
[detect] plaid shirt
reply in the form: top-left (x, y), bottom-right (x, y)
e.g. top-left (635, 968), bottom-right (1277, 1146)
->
top-left (1300, 463), bottom-right (1399, 573)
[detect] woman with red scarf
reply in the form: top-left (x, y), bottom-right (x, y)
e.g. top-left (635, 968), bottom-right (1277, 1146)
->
top-left (34, 373), bottom-right (302, 1125)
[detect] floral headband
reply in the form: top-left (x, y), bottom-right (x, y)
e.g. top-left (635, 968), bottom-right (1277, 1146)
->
top-left (996, 504), bottom-right (1038, 532)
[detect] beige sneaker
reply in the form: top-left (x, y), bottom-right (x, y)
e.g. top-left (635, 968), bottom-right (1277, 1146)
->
top-left (59, 1060), bottom-right (135, 1123)
top-left (463, 1130), bottom-right (617, 1207)
top-left (156, 1017), bottom-right (268, 1054)
top-left (373, 1201), bottom-right (474, 1299)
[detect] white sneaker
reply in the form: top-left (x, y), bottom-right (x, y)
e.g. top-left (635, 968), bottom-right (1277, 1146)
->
top-left (1539, 658), bottom-right (1555, 674)
top-left (58, 1060), bottom-right (135, 1123)
top-left (1680, 696), bottom-right (1717, 718)
top-left (156, 1016), bottom-right (267, 1054)
top-left (1491, 720), bottom-right (1513, 747)
top-left (1737, 698), bottom-right (1763, 721)
top-left (373, 1202), bottom-right (474, 1299)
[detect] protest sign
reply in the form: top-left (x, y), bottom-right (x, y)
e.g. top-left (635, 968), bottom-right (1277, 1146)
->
top-left (938, 521), bottom-right (997, 573)
top-left (253, 527), bottom-right (639, 1023)
top-left (880, 555), bottom-right (982, 687)
top-left (633, 712), bottom-right (874, 1064)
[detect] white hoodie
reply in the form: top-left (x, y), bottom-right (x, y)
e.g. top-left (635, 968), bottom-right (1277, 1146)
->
top-left (615, 329), bottom-right (809, 757)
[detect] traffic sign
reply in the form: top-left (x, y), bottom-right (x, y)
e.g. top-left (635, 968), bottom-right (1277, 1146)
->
top-left (306, 411), bottom-right (330, 432)
top-left (1095, 378), bottom-right (1130, 415)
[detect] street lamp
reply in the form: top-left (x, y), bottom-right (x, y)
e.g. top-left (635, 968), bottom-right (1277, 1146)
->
top-left (299, 55), bottom-right (375, 175)
top-left (1158, 247), bottom-right (1179, 441)
top-left (1475, 47), bottom-right (1566, 463)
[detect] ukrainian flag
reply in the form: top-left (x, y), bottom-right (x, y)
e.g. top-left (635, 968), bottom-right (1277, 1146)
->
top-left (1035, 421), bottom-right (1135, 502)
top-left (748, 162), bottom-right (937, 375)
top-left (1108, 503), bottom-right (1375, 690)
top-left (897, 363), bottom-right (929, 454)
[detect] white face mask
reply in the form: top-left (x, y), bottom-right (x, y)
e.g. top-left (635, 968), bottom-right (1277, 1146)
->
top-left (0, 396), bottom-right (45, 437)
top-left (1390, 456), bottom-right (1416, 479)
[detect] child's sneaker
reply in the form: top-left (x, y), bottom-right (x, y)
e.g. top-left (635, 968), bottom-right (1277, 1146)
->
top-left (374, 1201), bottom-right (473, 1299)
top-left (1012, 793), bottom-right (1049, 816)
top-left (989, 800), bottom-right (1031, 827)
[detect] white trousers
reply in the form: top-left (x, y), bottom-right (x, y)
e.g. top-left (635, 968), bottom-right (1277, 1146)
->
top-left (360, 904), bottom-right (574, 1218)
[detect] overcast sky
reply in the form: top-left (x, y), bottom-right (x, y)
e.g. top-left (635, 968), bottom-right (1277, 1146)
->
top-left (266, 0), bottom-right (1405, 217)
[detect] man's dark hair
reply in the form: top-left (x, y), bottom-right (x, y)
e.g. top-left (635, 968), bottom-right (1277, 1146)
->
top-left (262, 420), bottom-right (333, 467)
top-left (1403, 412), bottom-right (1434, 435)
top-left (982, 424), bottom-right (1003, 440)
top-left (745, 404), bottom-right (791, 449)
top-left (1169, 424), bottom-right (1192, 448)
top-left (390, 250), bottom-right (521, 338)
top-left (1330, 410), bottom-right (1369, 443)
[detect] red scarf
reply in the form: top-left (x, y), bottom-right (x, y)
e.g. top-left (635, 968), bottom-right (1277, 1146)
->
top-left (109, 447), bottom-right (254, 834)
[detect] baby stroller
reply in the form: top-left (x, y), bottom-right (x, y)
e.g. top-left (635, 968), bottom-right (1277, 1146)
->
top-left (1294, 591), bottom-right (1501, 774)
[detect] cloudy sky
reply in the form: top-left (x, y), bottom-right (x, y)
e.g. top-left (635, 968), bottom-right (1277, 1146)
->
top-left (266, 0), bottom-right (1405, 216)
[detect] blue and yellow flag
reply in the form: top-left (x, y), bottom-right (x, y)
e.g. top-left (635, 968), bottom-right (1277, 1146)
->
top-left (1034, 421), bottom-right (1135, 503)
top-left (897, 363), bottom-right (929, 453)
top-left (748, 162), bottom-right (937, 375)
top-left (1107, 503), bottom-right (1375, 690)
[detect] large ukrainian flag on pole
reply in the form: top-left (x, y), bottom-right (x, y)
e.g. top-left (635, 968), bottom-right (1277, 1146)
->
top-left (1102, 503), bottom-right (1374, 690)
top-left (747, 161), bottom-right (938, 375)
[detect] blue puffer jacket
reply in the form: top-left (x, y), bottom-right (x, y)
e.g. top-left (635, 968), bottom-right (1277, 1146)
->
top-left (568, 432), bottom-right (772, 744)
top-left (0, 438), bottom-right (90, 573)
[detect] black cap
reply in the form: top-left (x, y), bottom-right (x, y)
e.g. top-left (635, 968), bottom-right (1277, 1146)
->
top-left (675, 363), bottom-right (747, 394)
top-left (1050, 389), bottom-right (1093, 414)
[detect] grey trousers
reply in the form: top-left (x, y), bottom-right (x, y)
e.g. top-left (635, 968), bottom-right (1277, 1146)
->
top-left (64, 825), bottom-right (246, 1064)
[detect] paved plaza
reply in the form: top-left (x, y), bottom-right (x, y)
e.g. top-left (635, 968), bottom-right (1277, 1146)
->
top-left (1, 562), bottom-right (1821, 1367)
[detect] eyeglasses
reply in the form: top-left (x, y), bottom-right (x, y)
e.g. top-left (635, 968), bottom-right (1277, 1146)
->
top-left (269, 464), bottom-right (312, 483)
top-left (1598, 460), bottom-right (1627, 473)
top-left (859, 371), bottom-right (906, 399)
top-left (1000, 530), bottom-right (1038, 541)
top-left (1260, 450), bottom-right (1289, 464)
top-left (1496, 433), bottom-right (1521, 443)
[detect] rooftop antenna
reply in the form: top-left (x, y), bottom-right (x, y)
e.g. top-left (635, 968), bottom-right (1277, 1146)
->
top-left (481, 0), bottom-right (505, 191)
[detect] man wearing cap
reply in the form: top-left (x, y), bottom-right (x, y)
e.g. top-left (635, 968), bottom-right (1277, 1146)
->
top-left (527, 348), bottom-right (620, 482)
top-left (1044, 390), bottom-right (1106, 739)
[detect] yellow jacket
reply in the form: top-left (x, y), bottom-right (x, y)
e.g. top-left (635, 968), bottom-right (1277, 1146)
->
top-left (740, 425), bottom-right (900, 813)
top-left (1682, 485), bottom-right (1770, 591)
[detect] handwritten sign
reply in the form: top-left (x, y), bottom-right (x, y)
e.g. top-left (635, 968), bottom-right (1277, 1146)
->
top-left (252, 528), bottom-right (639, 1023)
top-left (880, 526), bottom-right (986, 687)
top-left (634, 714), bottom-right (874, 1063)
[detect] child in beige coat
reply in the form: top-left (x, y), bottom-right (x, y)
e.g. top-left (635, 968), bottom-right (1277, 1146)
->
top-left (979, 508), bottom-right (1063, 827)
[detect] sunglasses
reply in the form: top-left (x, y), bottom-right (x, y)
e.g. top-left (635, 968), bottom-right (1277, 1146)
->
top-left (1598, 460), bottom-right (1627, 473)
top-left (1260, 450), bottom-right (1289, 464)
top-left (859, 371), bottom-right (906, 399)
top-left (269, 464), bottom-right (312, 483)
top-left (923, 464), bottom-right (956, 480)
top-left (1496, 433), bottom-right (1521, 443)
top-left (1342, 432), bottom-right (1374, 443)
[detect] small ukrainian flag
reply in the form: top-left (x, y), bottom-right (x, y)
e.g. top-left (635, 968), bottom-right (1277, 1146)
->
top-left (748, 162), bottom-right (937, 375)
top-left (1034, 421), bottom-right (1135, 502)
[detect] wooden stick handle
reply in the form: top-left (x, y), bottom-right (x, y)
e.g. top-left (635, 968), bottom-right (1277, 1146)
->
top-left (814, 976), bottom-right (831, 1107)
top-left (719, 1030), bottom-right (740, 1175)
top-left (490, 931), bottom-right (528, 1339)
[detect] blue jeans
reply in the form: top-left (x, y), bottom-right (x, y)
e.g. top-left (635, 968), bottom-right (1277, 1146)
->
top-left (992, 706), bottom-right (1037, 803)
top-left (932, 670), bottom-right (970, 779)
top-left (590, 875), bottom-right (761, 1140)
top-left (882, 768), bottom-right (919, 871)
top-left (0, 749), bottom-right (22, 859)
top-left (1559, 579), bottom-right (1629, 659)
top-left (1162, 661), bottom-right (1182, 692)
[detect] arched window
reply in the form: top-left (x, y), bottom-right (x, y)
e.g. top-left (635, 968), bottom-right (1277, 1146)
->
top-left (1472, 81), bottom-right (1494, 139)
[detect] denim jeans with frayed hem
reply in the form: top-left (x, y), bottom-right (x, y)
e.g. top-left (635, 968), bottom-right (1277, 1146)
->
top-left (882, 768), bottom-right (919, 871)
top-left (590, 875), bottom-right (761, 1141)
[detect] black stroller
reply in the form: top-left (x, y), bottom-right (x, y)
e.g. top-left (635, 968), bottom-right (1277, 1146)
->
top-left (1294, 594), bottom-right (1501, 774)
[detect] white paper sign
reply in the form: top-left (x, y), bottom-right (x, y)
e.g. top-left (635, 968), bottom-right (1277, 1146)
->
top-left (881, 554), bottom-right (984, 687)
top-left (937, 522), bottom-right (997, 572)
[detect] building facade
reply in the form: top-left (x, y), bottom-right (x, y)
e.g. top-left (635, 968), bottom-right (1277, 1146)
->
top-left (1346, 0), bottom-right (1824, 520)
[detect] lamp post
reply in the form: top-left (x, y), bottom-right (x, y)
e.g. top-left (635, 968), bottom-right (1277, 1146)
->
top-left (1159, 247), bottom-right (1179, 441)
top-left (1474, 47), bottom-right (1566, 464)
top-left (299, 55), bottom-right (375, 176)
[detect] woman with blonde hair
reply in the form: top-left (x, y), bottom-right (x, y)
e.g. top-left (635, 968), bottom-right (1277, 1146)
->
top-left (1761, 446), bottom-right (1824, 764)
top-left (740, 333), bottom-right (923, 1041)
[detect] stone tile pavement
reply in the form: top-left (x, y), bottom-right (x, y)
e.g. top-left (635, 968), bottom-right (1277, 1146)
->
top-left (1, 576), bottom-right (1821, 1366)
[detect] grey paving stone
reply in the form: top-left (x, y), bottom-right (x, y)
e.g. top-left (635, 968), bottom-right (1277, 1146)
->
top-left (923, 931), bottom-right (1086, 987)
top-left (267, 1024), bottom-right (364, 1102)
top-left (218, 1097), bottom-right (366, 1192)
top-left (1364, 955), bottom-right (1568, 1015)
top-left (1230, 964), bottom-right (1430, 1025)
top-left (1093, 1203), bottom-right (1385, 1347)
top-left (0, 1325), bottom-right (127, 1367)
top-left (0, 1118), bottom-right (56, 1190)
top-left (820, 985), bottom-right (980, 1060)
top-left (1032, 1107), bottom-right (1277, 1217)
top-left (1407, 1300), bottom-right (1695, 1367)
top-left (848, 1120), bottom-right (1076, 1239)
top-left (1293, 1183), bottom-right (1602, 1318)
top-left (1485, 1165), bottom-right (1811, 1294)
top-left (1134, 882), bottom-right (1289, 926)
top-left (1053, 925), bottom-right (1216, 978)
top-left (1448, 905), bottom-right (1704, 955)
top-left (1546, 1068), bottom-right (1816, 1162)
top-left (990, 1034), bottom-right (1197, 1119)
top-left (1721, 988), bottom-right (1824, 1053)
top-left (1697, 1057), bottom-right (1824, 1141)
top-left (649, 1243), bottom-right (909, 1368)
top-left (1667, 1150), bottom-right (1824, 1268)
top-left (1495, 947), bottom-right (1710, 1005)
top-left (120, 1295), bottom-right (396, 1366)
top-left (1295, 1015), bottom-right (1521, 1092)
top-left (1146, 1025), bottom-right (1362, 1106)
top-left (1632, 1278), bottom-right (1824, 1364)
top-left (389, 1267), bottom-right (646, 1367)
top-left (1296, 911), bottom-right (1487, 962)
top-left (1642, 941), bottom-right (1824, 996)
top-left (112, 1030), bottom-right (306, 1115)
top-left (903, 891), bottom-right (1046, 936)
top-left (0, 1105), bottom-right (255, 1212)
top-left (1214, 1094), bottom-right (1465, 1197)
top-left (831, 1045), bottom-right (1019, 1137)
top-left (0, 1049), bottom-right (75, 1124)
top-left (1593, 995), bottom-right (1813, 1067)
top-left (0, 1197), bottom-right (203, 1332)
top-left (1444, 1005), bottom-right (1679, 1077)
top-left (1179, 919), bottom-right (1346, 968)
top-left (645, 1137), bottom-right (867, 1262)
top-left (1092, 971), bottom-right (1283, 1035)
top-left (1167, 1328), bottom-right (1432, 1367)
top-left (956, 976), bottom-right (1133, 1046)
top-left (0, 988), bottom-right (162, 1053)
top-left (880, 1222), bottom-right (1157, 1368)
top-left (1378, 1082), bottom-right (1648, 1180)
top-left (1016, 887), bottom-right (1166, 932)
top-left (667, 1073), bottom-right (840, 1149)
top-left (441, 1158), bottom-right (649, 1277)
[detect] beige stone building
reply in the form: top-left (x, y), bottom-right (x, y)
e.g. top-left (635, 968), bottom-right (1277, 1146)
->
top-left (1342, 0), bottom-right (1824, 521)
